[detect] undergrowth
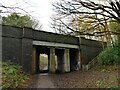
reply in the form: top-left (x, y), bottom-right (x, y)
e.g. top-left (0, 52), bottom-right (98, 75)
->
top-left (98, 45), bottom-right (119, 65)
top-left (2, 61), bottom-right (30, 89)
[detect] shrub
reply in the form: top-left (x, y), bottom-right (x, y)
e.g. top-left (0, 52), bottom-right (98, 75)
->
top-left (98, 46), bottom-right (119, 65)
top-left (2, 61), bottom-right (30, 89)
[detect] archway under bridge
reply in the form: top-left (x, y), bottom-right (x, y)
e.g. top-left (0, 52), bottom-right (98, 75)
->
top-left (32, 41), bottom-right (81, 74)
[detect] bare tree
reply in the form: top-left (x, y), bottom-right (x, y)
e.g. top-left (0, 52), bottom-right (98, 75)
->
top-left (50, 15), bottom-right (74, 35)
top-left (54, 0), bottom-right (120, 21)
top-left (52, 0), bottom-right (120, 38)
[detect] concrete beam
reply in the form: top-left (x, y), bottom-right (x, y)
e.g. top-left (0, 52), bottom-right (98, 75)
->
top-left (33, 41), bottom-right (79, 49)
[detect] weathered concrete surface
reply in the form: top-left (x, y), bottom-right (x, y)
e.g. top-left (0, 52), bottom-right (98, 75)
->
top-left (29, 74), bottom-right (55, 88)
top-left (49, 48), bottom-right (56, 73)
top-left (64, 49), bottom-right (70, 72)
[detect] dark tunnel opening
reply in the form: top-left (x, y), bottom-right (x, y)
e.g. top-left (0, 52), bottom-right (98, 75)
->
top-left (69, 49), bottom-right (80, 71)
top-left (55, 48), bottom-right (64, 73)
top-left (35, 46), bottom-right (50, 73)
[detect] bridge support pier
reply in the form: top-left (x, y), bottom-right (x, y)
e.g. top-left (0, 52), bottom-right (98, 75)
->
top-left (49, 47), bottom-right (56, 73)
top-left (64, 49), bottom-right (70, 72)
top-left (76, 50), bottom-right (81, 70)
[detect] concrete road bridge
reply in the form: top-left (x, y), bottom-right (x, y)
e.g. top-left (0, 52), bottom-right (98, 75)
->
top-left (2, 25), bottom-right (105, 73)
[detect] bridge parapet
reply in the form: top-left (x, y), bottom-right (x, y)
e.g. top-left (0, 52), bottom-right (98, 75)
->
top-left (2, 25), bottom-right (79, 45)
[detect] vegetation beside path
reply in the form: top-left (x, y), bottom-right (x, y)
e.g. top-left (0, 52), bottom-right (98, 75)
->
top-left (1, 61), bottom-right (31, 89)
top-left (50, 64), bottom-right (119, 88)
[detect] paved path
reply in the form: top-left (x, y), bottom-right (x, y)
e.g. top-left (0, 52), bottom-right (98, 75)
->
top-left (29, 73), bottom-right (55, 88)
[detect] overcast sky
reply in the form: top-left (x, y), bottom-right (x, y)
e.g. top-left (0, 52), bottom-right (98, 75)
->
top-left (0, 0), bottom-right (57, 32)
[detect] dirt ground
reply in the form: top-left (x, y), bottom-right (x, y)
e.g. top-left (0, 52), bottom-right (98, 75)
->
top-left (28, 64), bottom-right (119, 88)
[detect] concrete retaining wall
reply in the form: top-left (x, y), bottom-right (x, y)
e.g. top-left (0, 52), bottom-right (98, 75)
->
top-left (80, 37), bottom-right (104, 65)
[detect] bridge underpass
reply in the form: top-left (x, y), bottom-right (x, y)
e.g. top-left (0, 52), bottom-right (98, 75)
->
top-left (32, 41), bottom-right (81, 74)
top-left (2, 25), bottom-right (105, 73)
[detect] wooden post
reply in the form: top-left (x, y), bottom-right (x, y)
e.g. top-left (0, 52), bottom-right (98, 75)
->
top-left (49, 47), bottom-right (56, 73)
top-left (64, 49), bottom-right (70, 72)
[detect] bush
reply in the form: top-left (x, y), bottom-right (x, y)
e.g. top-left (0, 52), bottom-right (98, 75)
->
top-left (98, 46), bottom-right (119, 65)
top-left (2, 61), bottom-right (30, 89)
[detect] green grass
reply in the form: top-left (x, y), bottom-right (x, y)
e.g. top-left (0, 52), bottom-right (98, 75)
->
top-left (2, 61), bottom-right (30, 89)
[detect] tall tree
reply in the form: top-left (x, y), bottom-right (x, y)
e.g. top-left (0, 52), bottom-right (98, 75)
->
top-left (52, 0), bottom-right (120, 45)
top-left (2, 13), bottom-right (42, 29)
top-left (53, 0), bottom-right (120, 22)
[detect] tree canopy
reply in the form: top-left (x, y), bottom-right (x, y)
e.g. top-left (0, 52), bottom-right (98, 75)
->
top-left (52, 0), bottom-right (120, 44)
top-left (2, 13), bottom-right (42, 29)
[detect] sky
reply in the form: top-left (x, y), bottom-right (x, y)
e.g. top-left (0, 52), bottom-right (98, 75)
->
top-left (0, 0), bottom-right (56, 32)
